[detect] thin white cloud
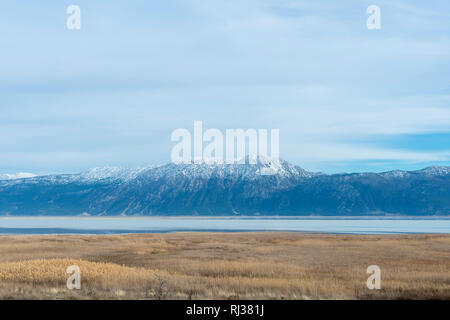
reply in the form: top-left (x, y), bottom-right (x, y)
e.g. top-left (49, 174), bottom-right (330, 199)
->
top-left (286, 142), bottom-right (450, 162)
top-left (0, 173), bottom-right (37, 180)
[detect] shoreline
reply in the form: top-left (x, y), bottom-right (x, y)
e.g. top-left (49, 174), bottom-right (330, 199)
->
top-left (1, 230), bottom-right (450, 236)
top-left (0, 216), bottom-right (449, 235)
top-left (1, 215), bottom-right (449, 219)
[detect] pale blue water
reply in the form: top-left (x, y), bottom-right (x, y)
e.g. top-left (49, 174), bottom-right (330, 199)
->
top-left (0, 217), bottom-right (449, 235)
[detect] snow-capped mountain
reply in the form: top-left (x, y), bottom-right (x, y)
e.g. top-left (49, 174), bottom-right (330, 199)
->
top-left (417, 165), bottom-right (450, 176)
top-left (0, 160), bottom-right (448, 216)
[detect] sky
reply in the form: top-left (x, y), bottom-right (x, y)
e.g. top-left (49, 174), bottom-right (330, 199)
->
top-left (0, 0), bottom-right (449, 174)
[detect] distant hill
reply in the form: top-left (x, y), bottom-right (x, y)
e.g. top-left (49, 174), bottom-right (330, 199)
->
top-left (0, 158), bottom-right (448, 216)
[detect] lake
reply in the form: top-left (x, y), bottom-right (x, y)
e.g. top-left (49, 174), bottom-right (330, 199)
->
top-left (0, 217), bottom-right (449, 235)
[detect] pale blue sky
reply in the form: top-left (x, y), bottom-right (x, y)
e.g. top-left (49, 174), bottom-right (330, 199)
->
top-left (0, 0), bottom-right (449, 174)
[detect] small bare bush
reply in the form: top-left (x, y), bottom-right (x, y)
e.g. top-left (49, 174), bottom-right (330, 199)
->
top-left (148, 274), bottom-right (170, 300)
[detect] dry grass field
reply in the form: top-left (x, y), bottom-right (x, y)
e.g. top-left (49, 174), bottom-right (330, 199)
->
top-left (0, 232), bottom-right (449, 300)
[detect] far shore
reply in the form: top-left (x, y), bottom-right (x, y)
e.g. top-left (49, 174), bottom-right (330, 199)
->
top-left (0, 216), bottom-right (449, 236)
top-left (1, 215), bottom-right (449, 219)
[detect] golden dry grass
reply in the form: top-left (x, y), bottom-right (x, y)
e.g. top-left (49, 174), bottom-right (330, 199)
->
top-left (0, 232), bottom-right (449, 300)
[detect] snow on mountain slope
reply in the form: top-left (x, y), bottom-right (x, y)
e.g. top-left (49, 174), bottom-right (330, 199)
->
top-left (149, 157), bottom-right (306, 187)
top-left (380, 166), bottom-right (450, 178)
top-left (1, 162), bottom-right (449, 186)
top-left (417, 166), bottom-right (450, 176)
top-left (76, 166), bottom-right (153, 182)
top-left (0, 158), bottom-right (309, 189)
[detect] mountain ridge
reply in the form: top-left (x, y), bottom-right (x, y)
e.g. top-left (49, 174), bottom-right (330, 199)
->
top-left (0, 159), bottom-right (448, 216)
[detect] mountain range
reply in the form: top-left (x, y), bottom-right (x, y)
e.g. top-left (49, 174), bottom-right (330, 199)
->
top-left (0, 157), bottom-right (448, 216)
